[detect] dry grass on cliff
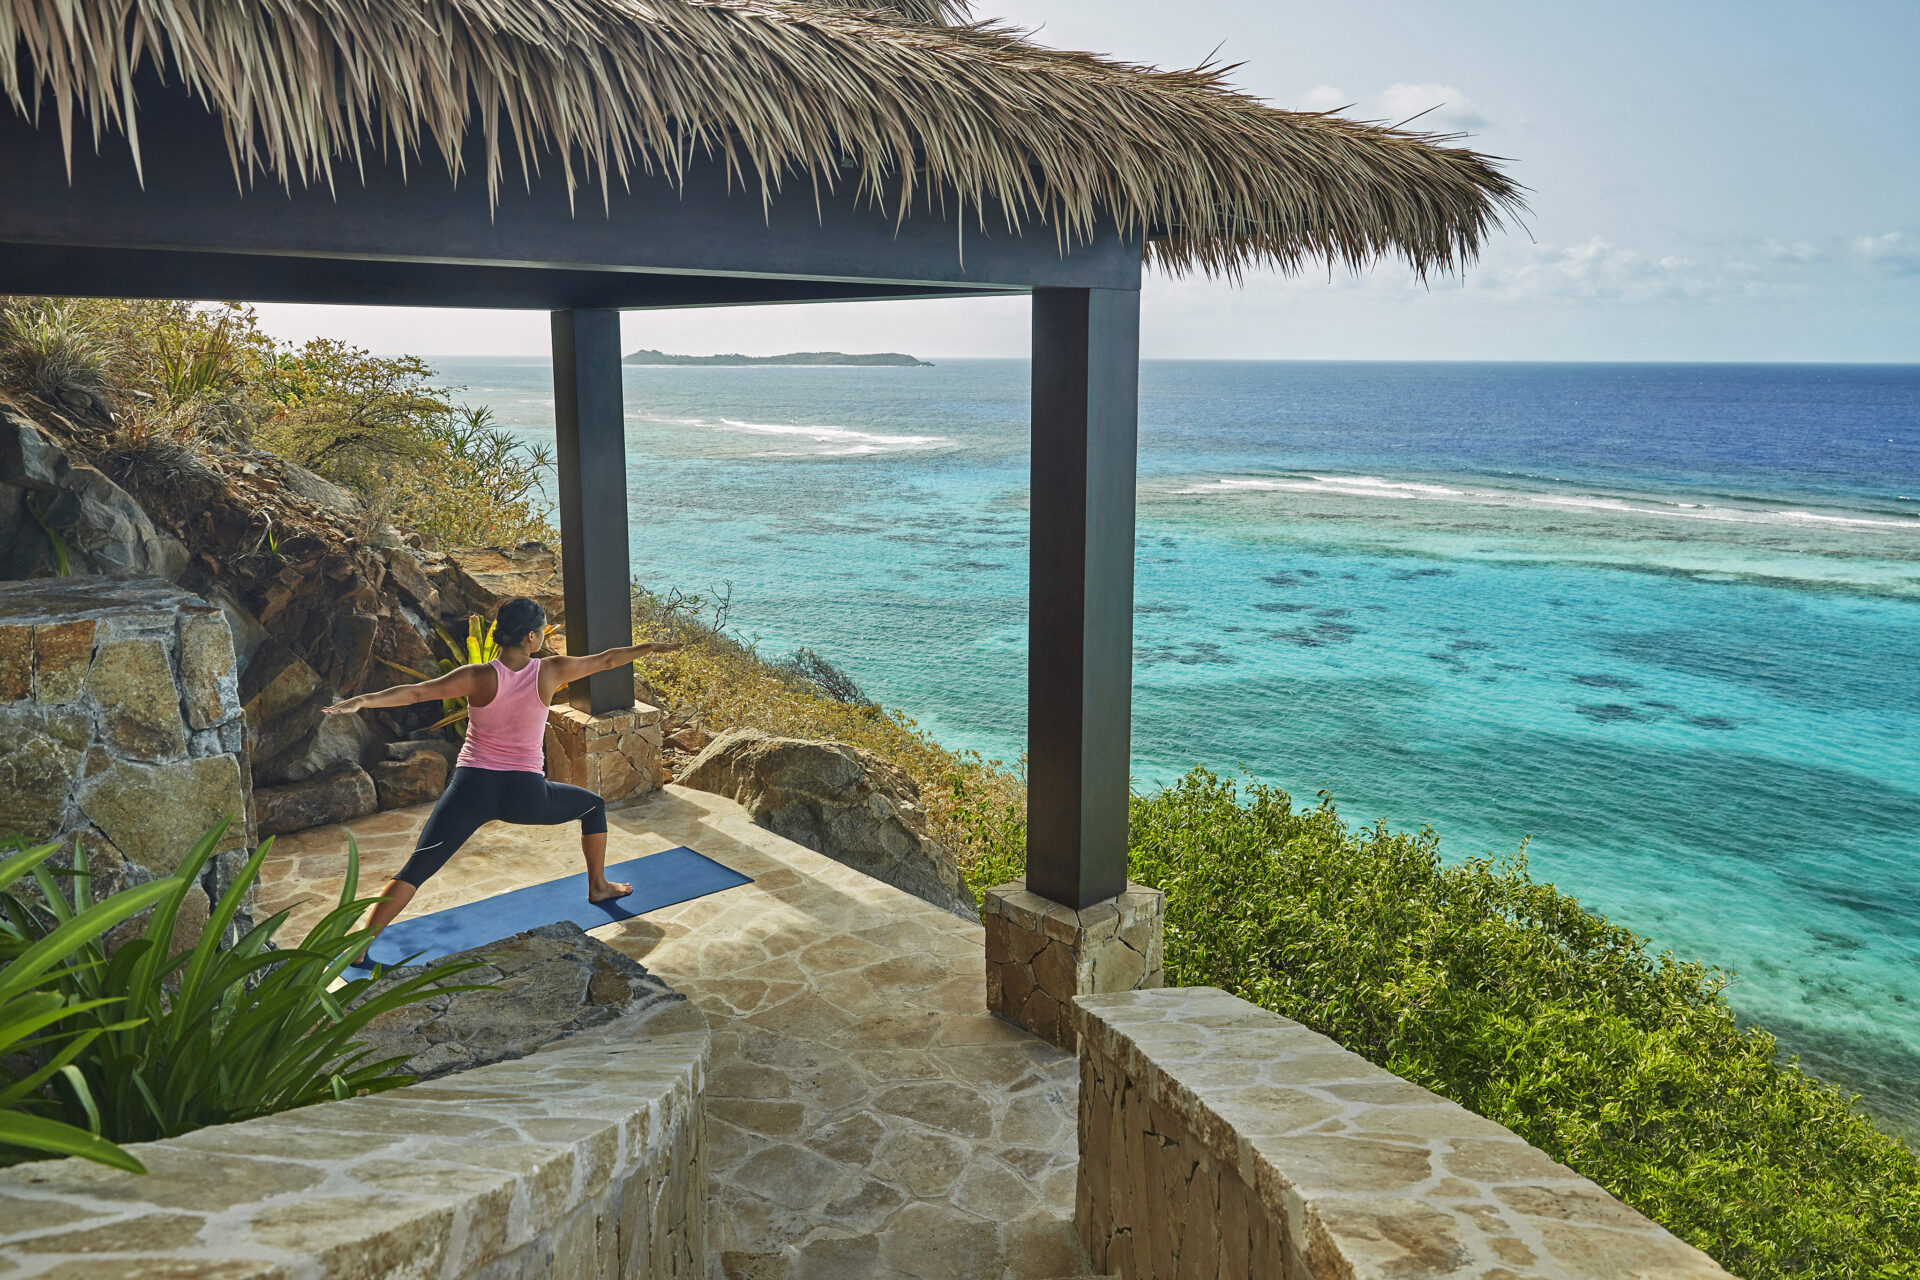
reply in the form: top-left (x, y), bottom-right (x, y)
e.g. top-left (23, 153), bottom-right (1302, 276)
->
top-left (630, 586), bottom-right (1025, 896)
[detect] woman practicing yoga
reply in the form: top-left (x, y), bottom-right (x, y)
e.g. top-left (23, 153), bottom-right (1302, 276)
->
top-left (322, 596), bottom-right (680, 952)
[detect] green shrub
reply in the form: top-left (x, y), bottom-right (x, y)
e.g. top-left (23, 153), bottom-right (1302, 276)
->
top-left (1, 820), bottom-right (485, 1157)
top-left (256, 343), bottom-right (555, 547)
top-left (1122, 768), bottom-right (1920, 1280)
top-left (381, 404), bottom-right (558, 548)
top-left (0, 840), bottom-right (174, 1172)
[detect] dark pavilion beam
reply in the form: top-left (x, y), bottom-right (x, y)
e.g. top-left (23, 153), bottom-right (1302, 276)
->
top-left (550, 309), bottom-right (636, 714)
top-left (1026, 287), bottom-right (1141, 910)
top-left (0, 244), bottom-right (1015, 311)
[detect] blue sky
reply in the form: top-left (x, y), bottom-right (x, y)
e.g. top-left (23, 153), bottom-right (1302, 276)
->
top-left (255, 0), bottom-right (1919, 361)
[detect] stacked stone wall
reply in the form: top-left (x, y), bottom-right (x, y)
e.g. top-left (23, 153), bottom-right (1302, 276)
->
top-left (0, 575), bottom-right (251, 941)
top-left (546, 702), bottom-right (667, 803)
top-left (984, 880), bottom-right (1163, 1050)
top-left (0, 1004), bottom-right (711, 1279)
top-left (1074, 987), bottom-right (1735, 1280)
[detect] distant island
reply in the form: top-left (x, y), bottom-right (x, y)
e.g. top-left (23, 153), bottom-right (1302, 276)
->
top-left (622, 348), bottom-right (930, 367)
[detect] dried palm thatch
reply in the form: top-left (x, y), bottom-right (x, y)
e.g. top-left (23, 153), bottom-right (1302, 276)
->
top-left (0, 0), bottom-right (1520, 278)
top-left (809, 0), bottom-right (971, 22)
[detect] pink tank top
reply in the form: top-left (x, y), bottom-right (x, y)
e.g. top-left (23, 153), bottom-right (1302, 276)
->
top-left (455, 658), bottom-right (548, 773)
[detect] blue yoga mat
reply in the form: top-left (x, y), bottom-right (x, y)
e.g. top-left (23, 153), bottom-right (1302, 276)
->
top-left (349, 846), bottom-right (750, 972)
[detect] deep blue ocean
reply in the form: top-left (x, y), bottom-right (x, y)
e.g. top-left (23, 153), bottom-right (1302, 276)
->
top-left (428, 357), bottom-right (1920, 1132)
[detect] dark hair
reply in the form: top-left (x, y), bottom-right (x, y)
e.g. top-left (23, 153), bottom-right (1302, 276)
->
top-left (495, 597), bottom-right (546, 648)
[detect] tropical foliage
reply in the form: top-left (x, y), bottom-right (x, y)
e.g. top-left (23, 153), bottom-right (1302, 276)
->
top-left (0, 296), bottom-right (554, 550)
top-left (0, 842), bottom-right (174, 1172)
top-left (1, 821), bottom-right (484, 1165)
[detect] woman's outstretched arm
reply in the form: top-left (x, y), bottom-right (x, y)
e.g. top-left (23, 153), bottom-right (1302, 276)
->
top-left (323, 665), bottom-right (487, 716)
top-left (541, 643), bottom-right (683, 689)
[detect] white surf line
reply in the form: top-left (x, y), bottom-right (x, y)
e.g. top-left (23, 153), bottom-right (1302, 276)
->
top-left (1168, 476), bottom-right (1920, 533)
top-left (716, 418), bottom-right (949, 448)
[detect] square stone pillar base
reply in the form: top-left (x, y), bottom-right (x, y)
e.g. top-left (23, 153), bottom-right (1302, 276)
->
top-left (545, 703), bottom-right (666, 803)
top-left (984, 879), bottom-right (1165, 1051)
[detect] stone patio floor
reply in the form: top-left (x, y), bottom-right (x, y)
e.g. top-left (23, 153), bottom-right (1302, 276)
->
top-left (262, 784), bottom-right (1093, 1280)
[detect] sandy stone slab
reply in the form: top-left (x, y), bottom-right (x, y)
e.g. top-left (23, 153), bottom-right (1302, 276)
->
top-left (1074, 988), bottom-right (1736, 1280)
top-left (1, 1007), bottom-right (709, 1280)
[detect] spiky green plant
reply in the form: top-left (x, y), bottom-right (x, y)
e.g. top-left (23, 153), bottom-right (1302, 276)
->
top-left (2, 820), bottom-right (487, 1148)
top-left (0, 840), bottom-right (174, 1171)
top-left (0, 298), bottom-right (113, 404)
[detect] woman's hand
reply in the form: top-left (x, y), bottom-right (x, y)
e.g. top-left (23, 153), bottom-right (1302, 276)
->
top-left (322, 695), bottom-right (370, 717)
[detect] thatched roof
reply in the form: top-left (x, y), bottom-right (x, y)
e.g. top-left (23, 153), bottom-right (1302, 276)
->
top-left (1, 0), bottom-right (1520, 277)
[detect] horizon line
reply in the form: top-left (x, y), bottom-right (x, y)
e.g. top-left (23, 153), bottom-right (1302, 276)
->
top-left (400, 353), bottom-right (1920, 367)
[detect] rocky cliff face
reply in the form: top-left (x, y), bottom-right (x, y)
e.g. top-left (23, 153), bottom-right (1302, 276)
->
top-left (0, 394), bottom-right (567, 839)
top-left (2, 398), bottom-right (560, 711)
top-left (1, 403), bottom-right (188, 582)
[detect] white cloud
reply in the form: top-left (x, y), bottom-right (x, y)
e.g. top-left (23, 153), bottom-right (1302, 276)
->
top-left (1759, 238), bottom-right (1824, 264)
top-left (1481, 238), bottom-right (1739, 304)
top-left (1369, 82), bottom-right (1490, 133)
top-left (1852, 232), bottom-right (1920, 277)
top-left (1296, 84), bottom-right (1351, 114)
top-left (1289, 81), bottom-right (1490, 135)
top-left (1457, 231), bottom-right (1920, 304)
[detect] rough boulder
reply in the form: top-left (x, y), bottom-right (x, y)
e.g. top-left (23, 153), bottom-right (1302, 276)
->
top-left (1, 409), bottom-right (188, 581)
top-left (679, 728), bottom-right (978, 921)
top-left (352, 922), bottom-right (687, 1080)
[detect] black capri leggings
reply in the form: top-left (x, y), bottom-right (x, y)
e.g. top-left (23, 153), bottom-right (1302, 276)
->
top-left (394, 767), bottom-right (608, 888)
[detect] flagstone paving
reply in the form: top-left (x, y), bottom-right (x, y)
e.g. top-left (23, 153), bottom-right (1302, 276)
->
top-left (263, 783), bottom-right (1094, 1280)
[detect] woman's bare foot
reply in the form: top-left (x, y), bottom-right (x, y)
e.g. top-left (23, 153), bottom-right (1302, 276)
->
top-left (589, 879), bottom-right (631, 904)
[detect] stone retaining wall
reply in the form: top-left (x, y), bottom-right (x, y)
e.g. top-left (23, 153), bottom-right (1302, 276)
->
top-left (0, 1003), bottom-right (711, 1280)
top-left (1073, 987), bottom-right (1735, 1280)
top-left (0, 575), bottom-right (251, 943)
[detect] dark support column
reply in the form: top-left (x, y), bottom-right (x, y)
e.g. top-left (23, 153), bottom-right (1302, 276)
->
top-left (551, 308), bottom-right (635, 713)
top-left (1027, 287), bottom-right (1140, 909)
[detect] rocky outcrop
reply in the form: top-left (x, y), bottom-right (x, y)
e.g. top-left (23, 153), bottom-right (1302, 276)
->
top-left (254, 766), bottom-right (378, 837)
top-left (442, 543), bottom-right (565, 621)
top-left (351, 921), bottom-right (684, 1080)
top-left (371, 741), bottom-right (452, 809)
top-left (0, 398), bottom-right (574, 841)
top-left (0, 575), bottom-right (252, 946)
top-left (0, 408), bottom-right (188, 581)
top-left (1, 402), bottom-right (446, 732)
top-left (679, 728), bottom-right (977, 921)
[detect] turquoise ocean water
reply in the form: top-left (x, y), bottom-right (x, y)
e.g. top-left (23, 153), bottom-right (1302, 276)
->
top-left (427, 357), bottom-right (1920, 1130)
